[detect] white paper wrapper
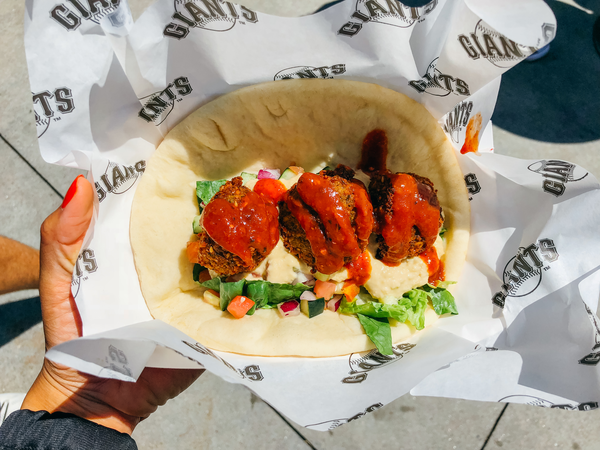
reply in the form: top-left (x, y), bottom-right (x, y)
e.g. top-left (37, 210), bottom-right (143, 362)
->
top-left (25, 0), bottom-right (600, 430)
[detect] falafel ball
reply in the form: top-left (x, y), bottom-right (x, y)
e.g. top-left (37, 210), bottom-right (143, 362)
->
top-left (279, 164), bottom-right (373, 274)
top-left (193, 177), bottom-right (279, 277)
top-left (369, 171), bottom-right (443, 265)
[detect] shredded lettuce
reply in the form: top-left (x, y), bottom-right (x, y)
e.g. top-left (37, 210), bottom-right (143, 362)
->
top-left (420, 284), bottom-right (458, 315)
top-left (400, 289), bottom-right (429, 330)
top-left (220, 280), bottom-right (245, 311)
top-left (196, 180), bottom-right (227, 205)
top-left (199, 277), bottom-right (244, 310)
top-left (199, 277), bottom-right (221, 292)
top-left (339, 287), bottom-right (429, 330)
top-left (246, 280), bottom-right (311, 309)
top-left (357, 314), bottom-right (393, 355)
top-left (200, 277), bottom-right (309, 314)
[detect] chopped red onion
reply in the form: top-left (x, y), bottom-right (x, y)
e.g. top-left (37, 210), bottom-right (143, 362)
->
top-left (327, 296), bottom-right (342, 312)
top-left (300, 291), bottom-right (317, 301)
top-left (278, 300), bottom-right (300, 317)
top-left (258, 169), bottom-right (281, 180)
top-left (294, 272), bottom-right (314, 285)
top-left (294, 272), bottom-right (308, 285)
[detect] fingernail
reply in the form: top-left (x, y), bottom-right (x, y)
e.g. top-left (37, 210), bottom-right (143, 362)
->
top-left (62, 175), bottom-right (84, 209)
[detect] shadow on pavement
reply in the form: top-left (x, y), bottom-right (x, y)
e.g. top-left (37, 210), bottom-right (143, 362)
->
top-left (0, 297), bottom-right (42, 348)
top-left (492, 0), bottom-right (600, 144)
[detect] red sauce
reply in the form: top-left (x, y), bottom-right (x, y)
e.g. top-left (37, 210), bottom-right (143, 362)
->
top-left (284, 173), bottom-right (361, 274)
top-left (358, 129), bottom-right (388, 175)
top-left (345, 251), bottom-right (371, 287)
top-left (419, 246), bottom-right (445, 285)
top-left (349, 179), bottom-right (374, 246)
top-left (380, 173), bottom-right (440, 265)
top-left (460, 113), bottom-right (482, 155)
top-left (202, 190), bottom-right (279, 266)
top-left (253, 178), bottom-right (287, 204)
top-left (282, 189), bottom-right (340, 274)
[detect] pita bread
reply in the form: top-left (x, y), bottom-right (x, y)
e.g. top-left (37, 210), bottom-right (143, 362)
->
top-left (130, 80), bottom-right (470, 357)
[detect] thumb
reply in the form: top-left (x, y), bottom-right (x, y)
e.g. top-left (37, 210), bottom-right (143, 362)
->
top-left (40, 175), bottom-right (94, 348)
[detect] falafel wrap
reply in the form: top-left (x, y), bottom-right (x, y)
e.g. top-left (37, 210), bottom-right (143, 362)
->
top-left (129, 79), bottom-right (471, 357)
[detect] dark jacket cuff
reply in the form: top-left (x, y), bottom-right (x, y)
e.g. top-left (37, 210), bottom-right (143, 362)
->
top-left (0, 409), bottom-right (137, 450)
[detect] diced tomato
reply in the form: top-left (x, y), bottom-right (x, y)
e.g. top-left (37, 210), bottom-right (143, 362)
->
top-left (254, 178), bottom-right (287, 204)
top-left (227, 295), bottom-right (255, 319)
top-left (314, 279), bottom-right (337, 301)
top-left (342, 284), bottom-right (360, 302)
top-left (186, 241), bottom-right (201, 264)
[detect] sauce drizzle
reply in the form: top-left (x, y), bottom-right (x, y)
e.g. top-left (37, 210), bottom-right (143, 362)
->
top-left (345, 251), bottom-right (371, 287)
top-left (284, 173), bottom-right (363, 274)
top-left (419, 246), bottom-right (445, 285)
top-left (203, 189), bottom-right (279, 266)
top-left (349, 179), bottom-right (374, 246)
top-left (358, 129), bottom-right (388, 175)
top-left (379, 173), bottom-right (440, 265)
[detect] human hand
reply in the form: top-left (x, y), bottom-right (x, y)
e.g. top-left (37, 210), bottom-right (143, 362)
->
top-left (21, 175), bottom-right (203, 434)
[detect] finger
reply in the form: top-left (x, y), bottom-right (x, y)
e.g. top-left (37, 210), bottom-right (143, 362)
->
top-left (96, 368), bottom-right (204, 419)
top-left (40, 175), bottom-right (94, 348)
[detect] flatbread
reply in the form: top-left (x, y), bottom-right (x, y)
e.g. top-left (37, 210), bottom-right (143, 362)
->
top-left (130, 80), bottom-right (470, 357)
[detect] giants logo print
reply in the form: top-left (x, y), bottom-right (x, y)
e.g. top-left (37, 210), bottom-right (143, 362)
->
top-left (33, 88), bottom-right (75, 138)
top-left (95, 160), bottom-right (146, 203)
top-left (499, 395), bottom-right (598, 411)
top-left (578, 302), bottom-right (600, 366)
top-left (182, 340), bottom-right (243, 378)
top-left (457, 20), bottom-right (555, 68)
top-left (274, 64), bottom-right (346, 80)
top-left (50, 0), bottom-right (126, 31)
top-left (443, 101), bottom-right (473, 143)
top-left (492, 239), bottom-right (559, 308)
top-left (106, 344), bottom-right (133, 377)
top-left (164, 0), bottom-right (258, 40)
top-left (341, 343), bottom-right (416, 384)
top-left (138, 77), bottom-right (193, 124)
top-left (464, 173), bottom-right (481, 201)
top-left (305, 403), bottom-right (384, 430)
top-left (409, 58), bottom-right (470, 97)
top-left (338, 0), bottom-right (437, 37)
top-left (71, 248), bottom-right (98, 299)
top-left (527, 160), bottom-right (588, 197)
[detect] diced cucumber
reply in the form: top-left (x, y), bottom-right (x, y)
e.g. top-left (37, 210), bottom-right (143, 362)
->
top-left (192, 215), bottom-right (203, 234)
top-left (301, 298), bottom-right (325, 318)
top-left (279, 167), bottom-right (297, 180)
top-left (314, 272), bottom-right (330, 281)
top-left (241, 172), bottom-right (258, 183)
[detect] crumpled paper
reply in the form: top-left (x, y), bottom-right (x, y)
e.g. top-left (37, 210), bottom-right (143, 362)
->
top-left (25, 0), bottom-right (600, 430)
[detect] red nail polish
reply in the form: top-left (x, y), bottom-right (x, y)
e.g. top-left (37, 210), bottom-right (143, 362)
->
top-left (62, 175), bottom-right (84, 209)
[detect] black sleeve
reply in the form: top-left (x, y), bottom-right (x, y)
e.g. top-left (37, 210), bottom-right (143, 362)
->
top-left (0, 410), bottom-right (137, 450)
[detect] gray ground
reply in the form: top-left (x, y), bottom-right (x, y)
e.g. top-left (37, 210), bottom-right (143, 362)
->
top-left (1, 0), bottom-right (600, 448)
